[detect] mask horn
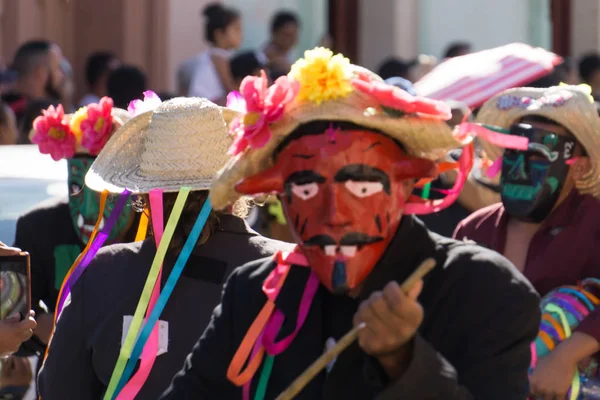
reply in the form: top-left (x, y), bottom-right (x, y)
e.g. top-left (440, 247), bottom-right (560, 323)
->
top-left (393, 157), bottom-right (438, 181)
top-left (235, 165), bottom-right (284, 195)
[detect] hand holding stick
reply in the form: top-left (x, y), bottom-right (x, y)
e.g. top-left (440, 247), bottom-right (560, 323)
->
top-left (275, 257), bottom-right (437, 400)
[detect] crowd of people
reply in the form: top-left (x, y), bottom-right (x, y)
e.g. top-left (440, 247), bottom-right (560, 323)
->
top-left (0, 2), bottom-right (598, 400)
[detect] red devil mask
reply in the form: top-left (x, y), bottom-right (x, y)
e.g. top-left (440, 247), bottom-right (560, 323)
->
top-left (236, 121), bottom-right (438, 293)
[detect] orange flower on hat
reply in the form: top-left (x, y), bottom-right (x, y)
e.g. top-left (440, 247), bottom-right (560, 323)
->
top-left (31, 105), bottom-right (76, 161)
top-left (289, 47), bottom-right (353, 104)
top-left (228, 71), bottom-right (299, 155)
top-left (79, 96), bottom-right (114, 155)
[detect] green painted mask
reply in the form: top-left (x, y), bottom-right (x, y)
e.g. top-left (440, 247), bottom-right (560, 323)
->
top-left (67, 157), bottom-right (133, 244)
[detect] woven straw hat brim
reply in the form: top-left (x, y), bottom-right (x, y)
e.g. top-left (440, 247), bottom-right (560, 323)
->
top-left (476, 86), bottom-right (600, 198)
top-left (86, 97), bottom-right (237, 194)
top-left (210, 89), bottom-right (467, 210)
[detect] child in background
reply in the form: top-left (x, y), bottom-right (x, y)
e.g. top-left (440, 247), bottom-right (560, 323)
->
top-left (188, 3), bottom-right (242, 105)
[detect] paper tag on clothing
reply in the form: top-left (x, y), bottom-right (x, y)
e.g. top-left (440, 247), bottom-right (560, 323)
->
top-left (122, 315), bottom-right (169, 358)
top-left (325, 337), bottom-right (337, 373)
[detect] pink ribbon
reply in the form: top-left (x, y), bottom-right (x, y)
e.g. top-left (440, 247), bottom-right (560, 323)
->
top-left (458, 122), bottom-right (529, 150)
top-left (486, 156), bottom-right (503, 178)
top-left (116, 189), bottom-right (164, 400)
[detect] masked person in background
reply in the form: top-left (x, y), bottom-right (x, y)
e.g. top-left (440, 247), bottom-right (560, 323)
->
top-left (454, 85), bottom-right (600, 399)
top-left (38, 97), bottom-right (292, 399)
top-left (161, 48), bottom-right (539, 400)
top-left (13, 98), bottom-right (136, 351)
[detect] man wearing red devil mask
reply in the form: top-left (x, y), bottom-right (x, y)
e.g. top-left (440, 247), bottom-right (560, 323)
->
top-left (161, 48), bottom-right (540, 399)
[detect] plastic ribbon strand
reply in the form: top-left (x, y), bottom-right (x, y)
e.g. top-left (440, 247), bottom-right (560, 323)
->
top-left (113, 197), bottom-right (213, 398)
top-left (42, 190), bottom-right (109, 366)
top-left (228, 250), bottom-right (306, 387)
top-left (57, 189), bottom-right (131, 317)
top-left (117, 190), bottom-right (165, 400)
top-left (457, 122), bottom-right (530, 151)
top-left (104, 188), bottom-right (190, 400)
top-left (254, 356), bottom-right (275, 400)
top-left (134, 207), bottom-right (149, 242)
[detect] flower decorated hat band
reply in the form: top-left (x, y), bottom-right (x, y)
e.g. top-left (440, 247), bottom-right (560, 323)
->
top-left (213, 47), bottom-right (524, 215)
top-left (474, 84), bottom-right (600, 198)
top-left (30, 97), bottom-right (132, 161)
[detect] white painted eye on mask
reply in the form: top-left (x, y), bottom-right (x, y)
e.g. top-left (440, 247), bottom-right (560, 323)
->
top-left (345, 180), bottom-right (383, 198)
top-left (291, 182), bottom-right (319, 200)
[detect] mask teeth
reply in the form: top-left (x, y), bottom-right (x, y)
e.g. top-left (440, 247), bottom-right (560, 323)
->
top-left (324, 245), bottom-right (336, 256)
top-left (340, 245), bottom-right (357, 258)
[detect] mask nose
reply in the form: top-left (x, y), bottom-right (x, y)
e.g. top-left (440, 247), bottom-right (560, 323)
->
top-left (322, 184), bottom-right (351, 229)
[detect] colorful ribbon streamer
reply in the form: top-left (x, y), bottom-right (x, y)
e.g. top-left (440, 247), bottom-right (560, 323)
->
top-left (104, 188), bottom-right (190, 400)
top-left (57, 189), bottom-right (131, 317)
top-left (116, 190), bottom-right (164, 399)
top-left (113, 197), bottom-right (213, 398)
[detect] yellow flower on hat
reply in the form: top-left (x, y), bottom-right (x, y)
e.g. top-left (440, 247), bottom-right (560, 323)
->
top-left (69, 106), bottom-right (88, 141)
top-left (289, 47), bottom-right (353, 104)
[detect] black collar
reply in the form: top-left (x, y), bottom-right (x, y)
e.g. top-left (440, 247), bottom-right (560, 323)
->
top-left (274, 216), bottom-right (438, 330)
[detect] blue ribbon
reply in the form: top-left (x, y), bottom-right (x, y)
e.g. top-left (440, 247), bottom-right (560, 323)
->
top-left (112, 198), bottom-right (213, 398)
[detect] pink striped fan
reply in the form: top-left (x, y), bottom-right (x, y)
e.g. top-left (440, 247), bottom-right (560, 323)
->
top-left (414, 43), bottom-right (563, 109)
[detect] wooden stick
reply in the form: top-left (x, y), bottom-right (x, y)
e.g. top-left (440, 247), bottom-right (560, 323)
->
top-left (275, 257), bottom-right (437, 400)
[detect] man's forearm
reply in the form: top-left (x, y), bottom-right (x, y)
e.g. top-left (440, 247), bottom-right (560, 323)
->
top-left (555, 332), bottom-right (600, 363)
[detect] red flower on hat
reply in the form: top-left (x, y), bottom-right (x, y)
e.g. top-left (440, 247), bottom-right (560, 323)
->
top-left (79, 96), bottom-right (114, 155)
top-left (31, 105), bottom-right (76, 161)
top-left (352, 72), bottom-right (451, 120)
top-left (229, 70), bottom-right (299, 156)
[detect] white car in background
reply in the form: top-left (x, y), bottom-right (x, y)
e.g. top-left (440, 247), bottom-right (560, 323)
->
top-left (0, 145), bottom-right (67, 245)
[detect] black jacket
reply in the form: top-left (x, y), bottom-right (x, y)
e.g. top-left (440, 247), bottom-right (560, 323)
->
top-left (38, 215), bottom-right (293, 399)
top-left (161, 216), bottom-right (540, 399)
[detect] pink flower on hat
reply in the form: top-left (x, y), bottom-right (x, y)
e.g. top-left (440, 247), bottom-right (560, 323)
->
top-left (128, 90), bottom-right (162, 116)
top-left (31, 105), bottom-right (76, 161)
top-left (352, 72), bottom-right (451, 120)
top-left (229, 70), bottom-right (299, 156)
top-left (79, 96), bottom-right (114, 155)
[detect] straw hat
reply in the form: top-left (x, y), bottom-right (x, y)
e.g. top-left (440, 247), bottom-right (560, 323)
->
top-left (86, 97), bottom-right (238, 194)
top-left (477, 85), bottom-right (600, 198)
top-left (210, 47), bottom-right (471, 210)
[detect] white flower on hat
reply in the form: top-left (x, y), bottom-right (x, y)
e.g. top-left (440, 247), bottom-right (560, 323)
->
top-left (128, 91), bottom-right (162, 116)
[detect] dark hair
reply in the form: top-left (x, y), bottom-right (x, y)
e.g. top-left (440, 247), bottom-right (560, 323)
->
top-left (579, 53), bottom-right (600, 84)
top-left (271, 11), bottom-right (299, 33)
top-left (85, 51), bottom-right (118, 88)
top-left (107, 65), bottom-right (147, 109)
top-left (443, 42), bottom-right (471, 59)
top-left (230, 51), bottom-right (264, 80)
top-left (377, 58), bottom-right (412, 80)
top-left (203, 3), bottom-right (240, 44)
top-left (11, 40), bottom-right (52, 76)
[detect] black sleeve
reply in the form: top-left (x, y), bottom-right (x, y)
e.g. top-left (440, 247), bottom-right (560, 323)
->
top-left (159, 269), bottom-right (240, 399)
top-left (37, 269), bottom-right (103, 399)
top-left (13, 215), bottom-right (48, 316)
top-left (375, 254), bottom-right (540, 399)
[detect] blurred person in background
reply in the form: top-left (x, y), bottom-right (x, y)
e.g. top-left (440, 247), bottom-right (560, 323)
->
top-left (579, 53), bottom-right (600, 99)
top-left (0, 101), bottom-right (18, 145)
top-left (230, 50), bottom-right (267, 87)
top-left (0, 356), bottom-right (32, 400)
top-left (80, 52), bottom-right (120, 107)
top-left (262, 10), bottom-right (300, 79)
top-left (188, 3), bottom-right (242, 104)
top-left (107, 65), bottom-right (148, 109)
top-left (377, 57), bottom-right (414, 81)
top-left (2, 41), bottom-right (65, 141)
top-left (443, 41), bottom-right (472, 59)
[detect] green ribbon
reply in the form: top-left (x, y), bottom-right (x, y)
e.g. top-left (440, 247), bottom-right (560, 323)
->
top-left (254, 355), bottom-right (275, 400)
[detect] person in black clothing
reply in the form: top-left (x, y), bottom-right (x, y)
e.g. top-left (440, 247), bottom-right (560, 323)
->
top-left (161, 49), bottom-right (539, 399)
top-left (14, 99), bottom-right (135, 350)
